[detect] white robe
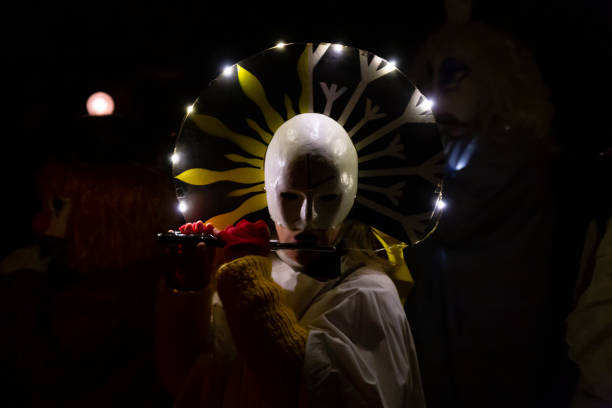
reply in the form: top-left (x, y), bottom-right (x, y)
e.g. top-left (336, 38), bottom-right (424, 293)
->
top-left (206, 256), bottom-right (425, 407)
top-left (566, 217), bottom-right (612, 402)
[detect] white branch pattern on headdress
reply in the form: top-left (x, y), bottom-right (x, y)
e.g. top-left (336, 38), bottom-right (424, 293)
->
top-left (358, 181), bottom-right (406, 207)
top-left (320, 82), bottom-right (348, 116)
top-left (348, 98), bottom-right (387, 138)
top-left (354, 89), bottom-right (435, 152)
top-left (337, 52), bottom-right (396, 126)
top-left (359, 152), bottom-right (444, 185)
top-left (358, 134), bottom-right (405, 163)
top-left (356, 196), bottom-right (431, 244)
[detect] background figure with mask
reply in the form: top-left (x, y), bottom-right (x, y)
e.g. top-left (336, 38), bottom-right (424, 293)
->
top-left (0, 115), bottom-right (180, 407)
top-left (404, 0), bottom-right (562, 407)
top-left (155, 43), bottom-right (445, 407)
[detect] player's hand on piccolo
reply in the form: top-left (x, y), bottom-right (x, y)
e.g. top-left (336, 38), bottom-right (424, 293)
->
top-left (162, 221), bottom-right (220, 291)
top-left (217, 219), bottom-right (271, 263)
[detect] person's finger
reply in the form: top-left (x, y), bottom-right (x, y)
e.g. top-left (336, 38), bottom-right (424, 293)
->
top-left (252, 220), bottom-right (271, 238)
top-left (236, 219), bottom-right (250, 228)
top-left (194, 220), bottom-right (205, 233)
top-left (183, 223), bottom-right (194, 234)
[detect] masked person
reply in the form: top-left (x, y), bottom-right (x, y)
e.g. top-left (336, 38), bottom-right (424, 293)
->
top-left (155, 43), bottom-right (444, 407)
top-left (0, 158), bottom-right (179, 405)
top-left (156, 113), bottom-right (426, 407)
top-left (404, 1), bottom-right (559, 407)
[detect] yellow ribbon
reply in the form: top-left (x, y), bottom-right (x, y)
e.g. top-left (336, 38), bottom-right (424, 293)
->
top-left (370, 227), bottom-right (414, 305)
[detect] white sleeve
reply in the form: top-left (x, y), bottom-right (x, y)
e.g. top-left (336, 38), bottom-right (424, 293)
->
top-left (567, 217), bottom-right (612, 401)
top-left (302, 274), bottom-right (425, 408)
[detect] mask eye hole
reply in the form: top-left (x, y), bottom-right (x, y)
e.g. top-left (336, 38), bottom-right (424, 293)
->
top-left (280, 192), bottom-right (300, 200)
top-left (51, 196), bottom-right (65, 212)
top-left (439, 57), bottom-right (470, 90)
top-left (319, 194), bottom-right (339, 202)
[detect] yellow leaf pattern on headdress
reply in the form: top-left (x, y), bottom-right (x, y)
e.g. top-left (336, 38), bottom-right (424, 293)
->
top-left (176, 168), bottom-right (263, 186)
top-left (192, 114), bottom-right (267, 158)
top-left (237, 65), bottom-right (284, 133)
top-left (205, 194), bottom-right (268, 229)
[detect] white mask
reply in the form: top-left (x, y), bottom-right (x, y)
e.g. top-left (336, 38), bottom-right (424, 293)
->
top-left (264, 113), bottom-right (358, 231)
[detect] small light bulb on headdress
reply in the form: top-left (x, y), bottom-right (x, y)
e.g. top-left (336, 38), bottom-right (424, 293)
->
top-left (421, 97), bottom-right (434, 111)
top-left (222, 65), bottom-right (234, 77)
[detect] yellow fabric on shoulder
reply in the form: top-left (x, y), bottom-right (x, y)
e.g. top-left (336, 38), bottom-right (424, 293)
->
top-left (371, 227), bottom-right (414, 304)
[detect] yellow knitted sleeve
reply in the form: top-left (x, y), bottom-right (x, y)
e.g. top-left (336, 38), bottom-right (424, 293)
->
top-left (216, 255), bottom-right (308, 404)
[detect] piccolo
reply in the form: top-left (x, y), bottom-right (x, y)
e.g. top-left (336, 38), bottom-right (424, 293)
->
top-left (156, 231), bottom-right (337, 253)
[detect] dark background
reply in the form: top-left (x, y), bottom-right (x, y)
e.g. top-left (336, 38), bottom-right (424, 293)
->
top-left (1, 2), bottom-right (610, 406)
top-left (4, 0), bottom-right (611, 254)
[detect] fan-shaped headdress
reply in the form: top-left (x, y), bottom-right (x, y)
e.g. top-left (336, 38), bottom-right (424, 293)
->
top-left (173, 43), bottom-right (443, 245)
